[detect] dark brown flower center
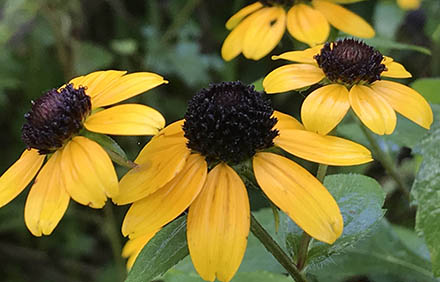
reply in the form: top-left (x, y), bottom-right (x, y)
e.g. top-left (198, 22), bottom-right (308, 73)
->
top-left (21, 84), bottom-right (91, 154)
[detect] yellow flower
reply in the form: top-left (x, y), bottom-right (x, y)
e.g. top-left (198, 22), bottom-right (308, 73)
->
top-left (263, 39), bottom-right (433, 135)
top-left (397, 0), bottom-right (421, 10)
top-left (115, 82), bottom-right (372, 281)
top-left (0, 70), bottom-right (167, 236)
top-left (221, 0), bottom-right (375, 61)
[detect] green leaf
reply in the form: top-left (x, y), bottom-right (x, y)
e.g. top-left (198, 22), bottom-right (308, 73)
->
top-left (280, 174), bottom-right (386, 268)
top-left (163, 269), bottom-right (291, 282)
top-left (125, 216), bottom-right (189, 282)
top-left (412, 104), bottom-right (440, 276)
top-left (81, 130), bottom-right (130, 162)
top-left (252, 78), bottom-right (263, 92)
top-left (363, 37), bottom-right (432, 55)
top-left (411, 78), bottom-right (440, 104)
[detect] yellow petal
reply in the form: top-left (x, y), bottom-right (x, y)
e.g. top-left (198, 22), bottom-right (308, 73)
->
top-left (122, 154), bottom-right (207, 238)
top-left (221, 15), bottom-right (253, 61)
top-left (273, 110), bottom-right (304, 131)
top-left (263, 64), bottom-right (325, 93)
top-left (301, 84), bottom-right (350, 135)
top-left (271, 45), bottom-right (323, 64)
top-left (286, 4), bottom-right (330, 46)
top-left (253, 152), bottom-right (343, 244)
top-left (187, 163), bottom-right (250, 282)
top-left (349, 85), bottom-right (397, 135)
top-left (91, 72), bottom-right (168, 108)
top-left (371, 80), bottom-right (433, 130)
top-left (114, 124), bottom-right (190, 205)
top-left (274, 129), bottom-right (372, 165)
top-left (0, 149), bottom-right (44, 207)
top-left (24, 151), bottom-right (70, 236)
top-left (69, 70), bottom-right (127, 100)
top-left (122, 232), bottom-right (158, 270)
top-left (85, 104), bottom-right (165, 136)
top-left (381, 60), bottom-right (412, 78)
top-left (397, 0), bottom-right (421, 10)
top-left (242, 7), bottom-right (286, 60)
top-left (312, 0), bottom-right (375, 38)
top-left (225, 2), bottom-right (263, 30)
top-left (61, 137), bottom-right (118, 208)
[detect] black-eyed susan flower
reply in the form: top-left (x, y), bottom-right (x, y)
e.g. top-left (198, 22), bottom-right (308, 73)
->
top-left (397, 0), bottom-right (421, 10)
top-left (221, 0), bottom-right (375, 61)
top-left (263, 39), bottom-right (433, 135)
top-left (114, 81), bottom-right (372, 281)
top-left (0, 70), bottom-right (167, 236)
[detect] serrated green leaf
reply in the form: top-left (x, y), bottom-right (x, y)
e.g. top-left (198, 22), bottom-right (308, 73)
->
top-left (412, 104), bottom-right (440, 276)
top-left (411, 78), bottom-right (440, 104)
top-left (125, 216), bottom-right (189, 282)
top-left (280, 174), bottom-right (386, 269)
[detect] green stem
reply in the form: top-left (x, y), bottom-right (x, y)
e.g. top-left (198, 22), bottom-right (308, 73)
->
top-left (250, 214), bottom-right (308, 282)
top-left (359, 124), bottom-right (411, 200)
top-left (106, 149), bottom-right (137, 169)
top-left (104, 204), bottom-right (126, 282)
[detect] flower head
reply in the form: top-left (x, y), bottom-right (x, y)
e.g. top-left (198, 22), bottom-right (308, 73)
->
top-left (263, 39), bottom-right (433, 135)
top-left (115, 81), bottom-right (372, 281)
top-left (221, 0), bottom-right (375, 61)
top-left (0, 70), bottom-right (167, 236)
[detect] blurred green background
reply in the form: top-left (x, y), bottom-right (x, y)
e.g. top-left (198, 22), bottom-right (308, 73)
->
top-left (0, 0), bottom-right (439, 281)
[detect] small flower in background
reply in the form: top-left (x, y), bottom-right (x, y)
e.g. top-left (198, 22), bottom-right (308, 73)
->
top-left (263, 39), bottom-right (433, 135)
top-left (397, 0), bottom-right (421, 10)
top-left (115, 82), bottom-right (372, 281)
top-left (221, 0), bottom-right (375, 61)
top-left (0, 70), bottom-right (167, 236)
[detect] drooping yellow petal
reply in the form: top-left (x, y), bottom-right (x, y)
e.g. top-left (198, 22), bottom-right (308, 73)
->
top-left (84, 104), bottom-right (165, 136)
top-left (122, 154), bottom-right (207, 238)
top-left (91, 72), bottom-right (168, 108)
top-left (69, 70), bottom-right (127, 100)
top-left (371, 80), bottom-right (433, 130)
top-left (274, 129), bottom-right (372, 165)
top-left (114, 123), bottom-right (190, 205)
top-left (397, 0), bottom-right (421, 10)
top-left (254, 152), bottom-right (343, 244)
top-left (312, 0), bottom-right (375, 38)
top-left (188, 163), bottom-right (250, 282)
top-left (273, 110), bottom-right (304, 131)
top-left (0, 149), bottom-right (44, 207)
top-left (381, 60), bottom-right (412, 78)
top-left (349, 85), bottom-right (397, 135)
top-left (242, 7), bottom-right (286, 60)
top-left (271, 45), bottom-right (323, 64)
top-left (221, 15), bottom-right (254, 61)
top-left (286, 4), bottom-right (330, 46)
top-left (24, 151), bottom-right (70, 236)
top-left (60, 137), bottom-right (118, 208)
top-left (225, 2), bottom-right (263, 30)
top-left (122, 232), bottom-right (158, 270)
top-left (301, 84), bottom-right (350, 135)
top-left (263, 64), bottom-right (325, 93)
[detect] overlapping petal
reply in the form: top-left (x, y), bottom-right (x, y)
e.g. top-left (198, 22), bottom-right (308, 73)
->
top-left (24, 151), bottom-right (70, 236)
top-left (225, 2), bottom-right (263, 30)
top-left (0, 149), bottom-right (44, 207)
top-left (122, 233), bottom-right (158, 270)
top-left (272, 45), bottom-right (322, 64)
top-left (273, 111), bottom-right (304, 131)
top-left (253, 152), bottom-right (343, 244)
top-left (69, 70), bottom-right (127, 100)
top-left (84, 104), bottom-right (165, 136)
top-left (381, 60), bottom-right (412, 78)
top-left (222, 15), bottom-right (254, 61)
top-left (187, 163), bottom-right (250, 282)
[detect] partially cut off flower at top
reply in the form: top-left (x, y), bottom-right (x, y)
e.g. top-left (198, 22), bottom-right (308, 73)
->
top-left (397, 0), bottom-right (421, 10)
top-left (115, 81), bottom-right (372, 281)
top-left (0, 70), bottom-right (167, 236)
top-left (221, 0), bottom-right (375, 61)
top-left (263, 39), bottom-right (433, 135)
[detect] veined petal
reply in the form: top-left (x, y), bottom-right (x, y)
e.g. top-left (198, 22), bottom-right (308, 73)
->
top-left (263, 64), bottom-right (325, 93)
top-left (273, 110), bottom-right (304, 131)
top-left (85, 104), bottom-right (165, 136)
top-left (114, 123), bottom-right (190, 205)
top-left (371, 80), bottom-right (433, 129)
top-left (91, 72), bottom-right (168, 108)
top-left (253, 152), bottom-right (343, 244)
top-left (0, 149), bottom-right (44, 207)
top-left (61, 136), bottom-right (118, 208)
top-left (122, 154), bottom-right (207, 238)
top-left (274, 129), bottom-right (372, 165)
top-left (381, 61), bottom-right (412, 78)
top-left (188, 163), bottom-right (250, 282)
top-left (286, 4), bottom-right (330, 46)
top-left (69, 70), bottom-right (127, 100)
top-left (349, 85), bottom-right (397, 135)
top-left (122, 232), bottom-right (158, 270)
top-left (24, 151), bottom-right (70, 236)
top-left (397, 0), bottom-right (421, 10)
top-left (272, 45), bottom-right (323, 64)
top-left (312, 0), bottom-right (375, 38)
top-left (301, 84), bottom-right (350, 135)
top-left (221, 15), bottom-right (253, 61)
top-left (225, 2), bottom-right (263, 30)
top-left (242, 7), bottom-right (286, 60)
